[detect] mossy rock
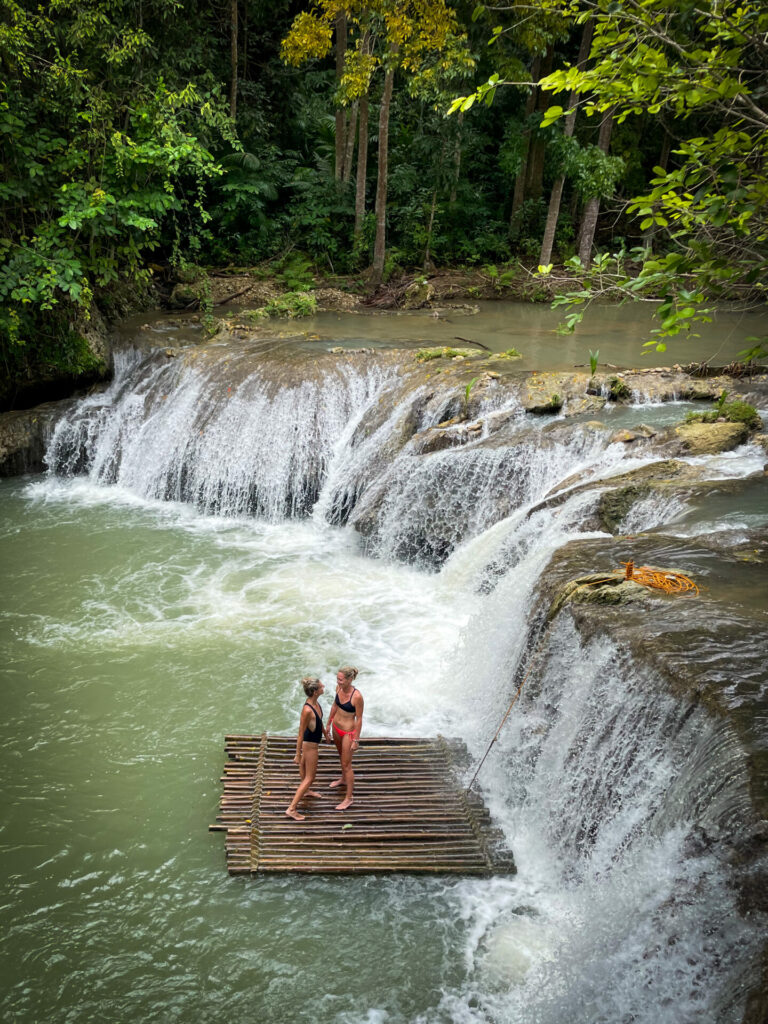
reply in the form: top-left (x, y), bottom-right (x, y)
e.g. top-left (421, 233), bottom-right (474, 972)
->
top-left (169, 281), bottom-right (208, 308)
top-left (527, 393), bottom-right (563, 414)
top-left (415, 347), bottom-right (478, 363)
top-left (548, 573), bottom-right (649, 619)
top-left (685, 399), bottom-right (762, 431)
top-left (608, 376), bottom-right (632, 401)
top-left (403, 279), bottom-right (435, 309)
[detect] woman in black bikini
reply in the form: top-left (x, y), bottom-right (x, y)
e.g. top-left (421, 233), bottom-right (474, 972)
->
top-left (286, 676), bottom-right (331, 821)
top-left (327, 666), bottom-right (364, 811)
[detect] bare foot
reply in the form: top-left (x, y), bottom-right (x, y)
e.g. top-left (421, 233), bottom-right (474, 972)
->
top-left (335, 798), bottom-right (354, 811)
top-left (329, 778), bottom-right (344, 789)
top-left (306, 790), bottom-right (322, 799)
top-left (285, 808), bottom-right (306, 821)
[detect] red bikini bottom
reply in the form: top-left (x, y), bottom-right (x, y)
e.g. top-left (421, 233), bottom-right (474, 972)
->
top-left (333, 725), bottom-right (356, 738)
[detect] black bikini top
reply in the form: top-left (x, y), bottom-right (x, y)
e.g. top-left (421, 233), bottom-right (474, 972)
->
top-left (334, 687), bottom-right (357, 714)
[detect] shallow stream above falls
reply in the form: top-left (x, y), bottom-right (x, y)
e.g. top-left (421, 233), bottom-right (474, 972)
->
top-left (115, 298), bottom-right (768, 371)
top-left (1, 309), bottom-right (767, 1023)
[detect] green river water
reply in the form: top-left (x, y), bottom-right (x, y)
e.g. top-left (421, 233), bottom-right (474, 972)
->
top-left (0, 479), bottom-right (490, 1023)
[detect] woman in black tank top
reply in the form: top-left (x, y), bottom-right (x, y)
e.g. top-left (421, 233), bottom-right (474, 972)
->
top-left (286, 676), bottom-right (330, 821)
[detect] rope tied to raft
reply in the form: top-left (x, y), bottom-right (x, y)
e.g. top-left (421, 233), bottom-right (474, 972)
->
top-left (466, 561), bottom-right (699, 792)
top-left (465, 621), bottom-right (555, 794)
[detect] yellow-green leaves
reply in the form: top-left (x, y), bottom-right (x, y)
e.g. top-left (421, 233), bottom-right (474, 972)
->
top-left (280, 11), bottom-right (333, 66)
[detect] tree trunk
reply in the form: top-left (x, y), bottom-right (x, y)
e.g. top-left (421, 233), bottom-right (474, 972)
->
top-left (525, 50), bottom-right (554, 203)
top-left (354, 94), bottom-right (369, 238)
top-left (242, 2), bottom-right (247, 82)
top-left (342, 101), bottom-right (358, 183)
top-left (511, 56), bottom-right (541, 221)
top-left (450, 111), bottom-right (463, 204)
top-left (229, 0), bottom-right (238, 120)
top-left (423, 189), bottom-right (438, 270)
top-left (372, 64), bottom-right (395, 286)
top-left (577, 108), bottom-right (614, 265)
top-left (335, 13), bottom-right (348, 181)
top-left (539, 20), bottom-right (594, 267)
top-left (539, 177), bottom-right (566, 267)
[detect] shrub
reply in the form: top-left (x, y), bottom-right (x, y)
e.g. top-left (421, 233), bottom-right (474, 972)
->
top-left (685, 400), bottom-right (761, 430)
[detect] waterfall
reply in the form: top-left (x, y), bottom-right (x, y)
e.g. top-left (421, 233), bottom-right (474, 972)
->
top-left (46, 348), bottom-right (394, 519)
top-left (39, 344), bottom-right (765, 1021)
top-left (437, 585), bottom-right (760, 1023)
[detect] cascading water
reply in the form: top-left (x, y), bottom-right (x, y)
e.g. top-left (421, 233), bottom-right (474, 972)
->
top-left (4, 340), bottom-right (765, 1023)
top-left (46, 347), bottom-right (395, 519)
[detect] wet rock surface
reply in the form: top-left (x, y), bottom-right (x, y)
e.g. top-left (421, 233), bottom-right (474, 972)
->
top-left (669, 420), bottom-right (751, 455)
top-left (0, 400), bottom-right (77, 475)
top-left (541, 534), bottom-right (768, 803)
top-left (538, 532), bottom-right (768, 939)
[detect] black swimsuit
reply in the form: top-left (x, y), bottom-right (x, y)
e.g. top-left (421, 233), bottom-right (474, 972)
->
top-left (334, 687), bottom-right (357, 714)
top-left (302, 702), bottom-right (323, 744)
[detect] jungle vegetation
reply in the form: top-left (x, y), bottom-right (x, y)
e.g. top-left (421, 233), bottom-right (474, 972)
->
top-left (1, 0), bottom-right (766, 402)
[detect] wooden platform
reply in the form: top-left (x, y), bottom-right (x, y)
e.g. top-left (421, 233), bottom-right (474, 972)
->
top-left (210, 734), bottom-right (515, 875)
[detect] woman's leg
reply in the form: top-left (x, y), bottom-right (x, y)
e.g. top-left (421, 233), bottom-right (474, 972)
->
top-left (329, 728), bottom-right (345, 788)
top-left (286, 745), bottom-right (319, 820)
top-left (335, 734), bottom-right (355, 810)
top-left (304, 743), bottom-right (322, 798)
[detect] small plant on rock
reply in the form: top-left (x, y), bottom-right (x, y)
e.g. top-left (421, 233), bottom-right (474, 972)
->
top-left (608, 376), bottom-right (631, 401)
top-left (496, 347), bottom-right (522, 360)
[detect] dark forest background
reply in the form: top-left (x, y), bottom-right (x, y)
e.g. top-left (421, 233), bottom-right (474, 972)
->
top-left (2, 0), bottom-right (766, 399)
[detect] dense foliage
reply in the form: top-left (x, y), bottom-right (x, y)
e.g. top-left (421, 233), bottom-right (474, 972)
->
top-left (1, 0), bottom-right (766, 403)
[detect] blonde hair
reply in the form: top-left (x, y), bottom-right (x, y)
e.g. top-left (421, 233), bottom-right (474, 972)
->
top-left (301, 676), bottom-right (322, 697)
top-left (338, 666), bottom-right (358, 682)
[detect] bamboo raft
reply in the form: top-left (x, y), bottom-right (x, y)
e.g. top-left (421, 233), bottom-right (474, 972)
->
top-left (210, 734), bottom-right (515, 875)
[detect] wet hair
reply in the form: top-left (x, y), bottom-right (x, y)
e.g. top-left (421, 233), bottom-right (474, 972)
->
top-left (338, 666), bottom-right (358, 682)
top-left (301, 676), bottom-right (322, 697)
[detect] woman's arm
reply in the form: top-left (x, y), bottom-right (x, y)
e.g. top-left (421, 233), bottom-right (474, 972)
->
top-left (295, 706), bottom-right (309, 763)
top-left (352, 692), bottom-right (364, 748)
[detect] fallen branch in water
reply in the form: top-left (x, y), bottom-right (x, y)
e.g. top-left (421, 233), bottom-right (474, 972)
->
top-left (454, 336), bottom-right (491, 352)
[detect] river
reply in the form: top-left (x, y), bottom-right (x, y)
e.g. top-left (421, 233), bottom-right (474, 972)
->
top-left (1, 304), bottom-right (766, 1023)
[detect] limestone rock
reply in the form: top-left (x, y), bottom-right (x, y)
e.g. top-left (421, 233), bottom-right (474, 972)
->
top-left (672, 421), bottom-right (749, 455)
top-left (315, 288), bottom-right (359, 312)
top-left (548, 573), bottom-right (649, 619)
top-left (598, 485), bottom-right (650, 534)
top-left (413, 426), bottom-right (469, 454)
top-left (0, 402), bottom-right (70, 475)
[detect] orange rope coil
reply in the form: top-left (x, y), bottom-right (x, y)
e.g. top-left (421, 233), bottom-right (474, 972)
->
top-left (621, 560), bottom-right (699, 595)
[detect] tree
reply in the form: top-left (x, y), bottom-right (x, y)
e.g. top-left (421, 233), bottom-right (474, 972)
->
top-left (539, 18), bottom-right (592, 266)
top-left (281, 1), bottom-right (472, 284)
top-left (0, 0), bottom-right (233, 398)
top-left (538, 0), bottom-right (768, 347)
